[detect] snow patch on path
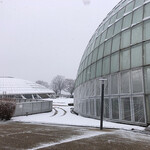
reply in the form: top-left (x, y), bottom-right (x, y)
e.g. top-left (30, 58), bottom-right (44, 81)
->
top-left (28, 130), bottom-right (109, 150)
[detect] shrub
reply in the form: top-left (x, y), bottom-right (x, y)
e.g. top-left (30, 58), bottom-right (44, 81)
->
top-left (0, 99), bottom-right (16, 120)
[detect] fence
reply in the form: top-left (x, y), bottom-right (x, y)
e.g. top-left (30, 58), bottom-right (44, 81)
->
top-left (13, 100), bottom-right (52, 116)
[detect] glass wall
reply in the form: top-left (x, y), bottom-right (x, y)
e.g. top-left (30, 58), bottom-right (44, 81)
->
top-left (75, 0), bottom-right (150, 126)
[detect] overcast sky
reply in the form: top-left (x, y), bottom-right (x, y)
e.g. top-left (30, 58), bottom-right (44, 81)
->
top-left (0, 0), bottom-right (121, 83)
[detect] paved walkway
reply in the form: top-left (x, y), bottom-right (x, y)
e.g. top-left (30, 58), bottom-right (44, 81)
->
top-left (0, 122), bottom-right (150, 150)
top-left (9, 99), bottom-right (150, 149)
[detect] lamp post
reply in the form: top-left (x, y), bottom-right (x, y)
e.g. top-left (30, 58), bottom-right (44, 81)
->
top-left (99, 78), bottom-right (107, 130)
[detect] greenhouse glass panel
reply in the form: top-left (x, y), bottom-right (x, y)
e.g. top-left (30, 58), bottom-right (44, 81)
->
top-left (144, 3), bottom-right (150, 19)
top-left (114, 19), bottom-right (122, 35)
top-left (96, 78), bottom-right (101, 95)
top-left (97, 44), bottom-right (104, 60)
top-left (86, 66), bottom-right (91, 81)
top-left (90, 100), bottom-right (94, 115)
top-left (106, 25), bottom-right (114, 39)
top-left (144, 67), bottom-right (150, 93)
top-left (90, 42), bottom-right (95, 53)
top-left (100, 30), bottom-right (107, 44)
top-left (104, 77), bottom-right (109, 95)
top-left (120, 49), bottom-right (130, 70)
top-left (144, 41), bottom-right (150, 65)
top-left (92, 48), bottom-right (98, 63)
top-left (111, 52), bottom-right (119, 73)
top-left (122, 13), bottom-right (132, 29)
top-left (75, 78), bottom-right (78, 87)
top-left (104, 98), bottom-right (109, 118)
top-left (121, 0), bottom-right (128, 7)
top-left (90, 81), bottom-right (94, 96)
top-left (121, 71), bottom-right (130, 93)
top-left (132, 7), bottom-right (143, 24)
top-left (83, 57), bottom-right (88, 69)
top-left (98, 26), bottom-right (103, 36)
top-left (112, 34), bottom-right (120, 52)
top-left (96, 99), bottom-right (100, 116)
top-left (125, 1), bottom-right (134, 13)
top-left (132, 69), bottom-right (143, 93)
top-left (112, 98), bottom-right (119, 119)
top-left (102, 56), bottom-right (110, 75)
top-left (86, 46), bottom-right (91, 56)
top-left (96, 59), bottom-right (102, 77)
top-left (82, 102), bottom-right (86, 114)
top-left (82, 70), bottom-right (86, 82)
top-left (87, 53), bottom-right (92, 66)
top-left (131, 24), bottom-right (142, 45)
top-left (146, 95), bottom-right (150, 122)
top-left (111, 74), bottom-right (118, 94)
top-left (77, 66), bottom-right (81, 76)
top-left (117, 7), bottom-right (125, 20)
top-left (88, 44), bottom-right (92, 54)
top-left (86, 82), bottom-right (90, 97)
top-left (134, 0), bottom-right (144, 8)
top-left (104, 19), bottom-right (110, 31)
top-left (94, 36), bottom-right (101, 48)
top-left (79, 74), bottom-right (82, 84)
top-left (104, 39), bottom-right (112, 56)
top-left (131, 44), bottom-right (142, 68)
top-left (133, 97), bottom-right (145, 123)
top-left (80, 73), bottom-right (83, 84)
top-left (81, 63), bottom-right (84, 71)
top-left (90, 63), bottom-right (96, 79)
top-left (121, 29), bottom-right (131, 49)
top-left (144, 20), bottom-right (150, 41)
top-left (121, 97), bottom-right (131, 121)
top-left (79, 64), bottom-right (83, 74)
top-left (110, 14), bottom-right (117, 25)
top-left (86, 101), bottom-right (89, 114)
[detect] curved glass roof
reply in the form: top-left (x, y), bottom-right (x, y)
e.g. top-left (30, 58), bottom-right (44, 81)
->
top-left (0, 77), bottom-right (52, 95)
top-left (76, 0), bottom-right (150, 87)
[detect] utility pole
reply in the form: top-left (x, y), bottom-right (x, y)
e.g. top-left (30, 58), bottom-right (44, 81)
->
top-left (99, 79), bottom-right (107, 130)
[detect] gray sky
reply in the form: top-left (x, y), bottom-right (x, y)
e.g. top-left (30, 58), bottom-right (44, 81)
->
top-left (0, 0), bottom-right (120, 83)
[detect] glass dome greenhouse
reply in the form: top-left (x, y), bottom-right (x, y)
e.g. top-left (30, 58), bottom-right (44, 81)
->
top-left (74, 0), bottom-right (150, 126)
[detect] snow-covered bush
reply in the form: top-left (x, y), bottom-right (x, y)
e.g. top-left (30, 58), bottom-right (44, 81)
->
top-left (0, 99), bottom-right (16, 120)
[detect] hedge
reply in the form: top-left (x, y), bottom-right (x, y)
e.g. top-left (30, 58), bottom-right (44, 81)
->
top-left (0, 99), bottom-right (16, 120)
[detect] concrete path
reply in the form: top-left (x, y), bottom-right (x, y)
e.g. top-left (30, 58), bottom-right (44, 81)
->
top-left (0, 122), bottom-right (150, 150)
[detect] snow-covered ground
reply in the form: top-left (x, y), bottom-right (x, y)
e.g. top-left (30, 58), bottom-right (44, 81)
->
top-left (13, 98), bottom-right (145, 131)
top-left (52, 97), bottom-right (74, 106)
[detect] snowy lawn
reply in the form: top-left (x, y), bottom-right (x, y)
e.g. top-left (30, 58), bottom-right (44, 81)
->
top-left (13, 98), bottom-right (145, 131)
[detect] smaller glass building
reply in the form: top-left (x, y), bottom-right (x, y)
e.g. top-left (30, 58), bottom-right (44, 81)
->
top-left (0, 77), bottom-right (53, 99)
top-left (74, 0), bottom-right (150, 126)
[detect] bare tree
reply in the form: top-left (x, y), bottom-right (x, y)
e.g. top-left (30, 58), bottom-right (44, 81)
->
top-left (50, 75), bottom-right (65, 96)
top-left (36, 80), bottom-right (49, 88)
top-left (64, 79), bottom-right (75, 97)
top-left (50, 83), bottom-right (59, 96)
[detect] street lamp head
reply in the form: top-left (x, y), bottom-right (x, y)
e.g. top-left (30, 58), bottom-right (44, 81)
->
top-left (99, 78), bottom-right (107, 81)
top-left (99, 78), bottom-right (107, 84)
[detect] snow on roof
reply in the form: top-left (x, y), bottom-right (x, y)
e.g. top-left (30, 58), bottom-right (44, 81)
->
top-left (0, 77), bottom-right (53, 95)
